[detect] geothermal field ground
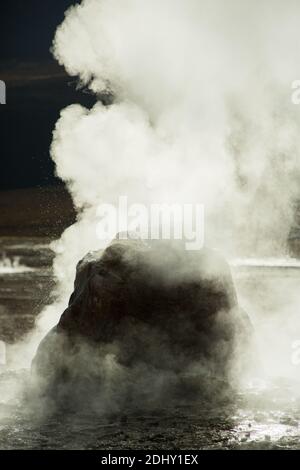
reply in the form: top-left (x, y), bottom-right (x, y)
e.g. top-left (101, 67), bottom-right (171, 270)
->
top-left (1, 231), bottom-right (300, 449)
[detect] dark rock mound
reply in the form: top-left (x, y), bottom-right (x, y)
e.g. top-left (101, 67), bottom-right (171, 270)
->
top-left (32, 236), bottom-right (252, 410)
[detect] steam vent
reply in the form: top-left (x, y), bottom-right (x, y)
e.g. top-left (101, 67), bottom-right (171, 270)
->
top-left (32, 234), bottom-right (252, 409)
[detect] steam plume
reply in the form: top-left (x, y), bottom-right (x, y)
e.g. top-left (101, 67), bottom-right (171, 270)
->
top-left (19, 1), bottom-right (300, 386)
top-left (51, 0), bottom-right (300, 277)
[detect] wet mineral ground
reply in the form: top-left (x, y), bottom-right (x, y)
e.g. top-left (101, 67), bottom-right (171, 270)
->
top-left (1, 369), bottom-right (300, 449)
top-left (1, 237), bottom-right (300, 450)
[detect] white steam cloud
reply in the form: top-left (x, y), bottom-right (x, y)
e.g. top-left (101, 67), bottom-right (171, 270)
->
top-left (16, 0), bottom-right (300, 386)
top-left (51, 0), bottom-right (300, 268)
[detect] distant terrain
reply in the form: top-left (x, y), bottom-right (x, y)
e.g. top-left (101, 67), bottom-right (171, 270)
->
top-left (0, 185), bottom-right (76, 238)
top-left (0, 184), bottom-right (75, 343)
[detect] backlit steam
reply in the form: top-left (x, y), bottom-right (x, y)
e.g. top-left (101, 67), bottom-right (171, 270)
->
top-left (20, 0), bottom-right (300, 389)
top-left (51, 0), bottom-right (300, 271)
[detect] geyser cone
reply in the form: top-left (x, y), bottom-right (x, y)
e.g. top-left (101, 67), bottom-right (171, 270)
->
top-left (32, 235), bottom-right (252, 410)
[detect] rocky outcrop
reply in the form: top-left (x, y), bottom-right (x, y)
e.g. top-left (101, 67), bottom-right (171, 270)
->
top-left (32, 235), bottom-right (252, 409)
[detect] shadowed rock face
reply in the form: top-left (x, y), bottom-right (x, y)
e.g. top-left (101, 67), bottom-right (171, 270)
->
top-left (32, 236), bottom-right (252, 408)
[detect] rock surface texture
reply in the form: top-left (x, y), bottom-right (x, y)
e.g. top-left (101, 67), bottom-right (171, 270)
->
top-left (32, 236), bottom-right (252, 410)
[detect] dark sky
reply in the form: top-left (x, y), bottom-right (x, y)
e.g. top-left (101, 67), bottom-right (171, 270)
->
top-left (0, 0), bottom-right (96, 190)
